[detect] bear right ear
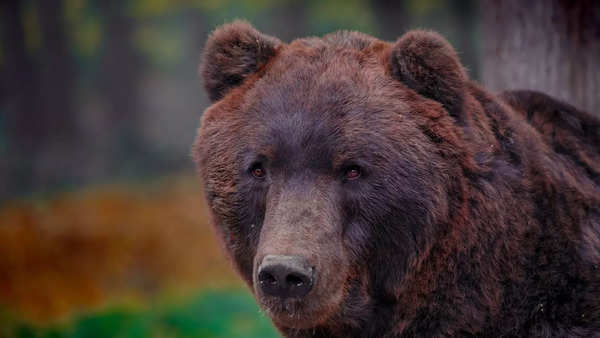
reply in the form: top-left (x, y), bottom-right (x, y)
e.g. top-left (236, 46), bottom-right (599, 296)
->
top-left (389, 30), bottom-right (467, 120)
top-left (200, 21), bottom-right (282, 102)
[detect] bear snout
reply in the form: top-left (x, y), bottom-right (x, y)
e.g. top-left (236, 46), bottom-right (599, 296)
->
top-left (257, 254), bottom-right (314, 299)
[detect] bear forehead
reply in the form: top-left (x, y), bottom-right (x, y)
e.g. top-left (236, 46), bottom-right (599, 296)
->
top-left (230, 41), bottom-right (416, 162)
top-left (263, 37), bottom-right (388, 88)
top-left (244, 41), bottom-right (399, 122)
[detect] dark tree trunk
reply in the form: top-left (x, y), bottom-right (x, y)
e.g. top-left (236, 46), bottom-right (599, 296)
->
top-left (0, 0), bottom-right (70, 195)
top-left (271, 1), bottom-right (307, 42)
top-left (481, 0), bottom-right (600, 116)
top-left (38, 0), bottom-right (78, 142)
top-left (34, 0), bottom-right (80, 190)
top-left (1, 0), bottom-right (80, 197)
top-left (370, 0), bottom-right (408, 42)
top-left (97, 1), bottom-right (144, 158)
top-left (450, 0), bottom-right (479, 79)
top-left (0, 0), bottom-right (41, 196)
top-left (0, 1), bottom-right (42, 149)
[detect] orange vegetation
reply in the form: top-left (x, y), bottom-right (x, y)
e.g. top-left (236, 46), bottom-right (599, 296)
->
top-left (0, 174), bottom-right (240, 322)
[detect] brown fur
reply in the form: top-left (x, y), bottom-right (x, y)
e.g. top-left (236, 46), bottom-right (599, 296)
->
top-left (194, 21), bottom-right (600, 337)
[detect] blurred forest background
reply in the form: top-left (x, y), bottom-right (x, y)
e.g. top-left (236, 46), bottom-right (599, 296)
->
top-left (0, 0), bottom-right (481, 199)
top-left (0, 0), bottom-right (597, 337)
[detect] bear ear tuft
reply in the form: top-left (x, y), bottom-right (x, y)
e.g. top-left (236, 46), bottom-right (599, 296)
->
top-left (390, 30), bottom-right (467, 120)
top-left (200, 20), bottom-right (281, 102)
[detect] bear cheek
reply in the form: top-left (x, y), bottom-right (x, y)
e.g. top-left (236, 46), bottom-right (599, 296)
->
top-left (207, 205), bottom-right (257, 287)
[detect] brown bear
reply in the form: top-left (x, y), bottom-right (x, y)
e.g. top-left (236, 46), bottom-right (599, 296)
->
top-left (193, 21), bottom-right (600, 337)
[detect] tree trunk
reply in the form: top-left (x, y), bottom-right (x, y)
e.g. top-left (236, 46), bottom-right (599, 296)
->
top-left (33, 0), bottom-right (80, 190)
top-left (370, 0), bottom-right (408, 42)
top-left (1, 0), bottom-right (81, 197)
top-left (481, 0), bottom-right (600, 116)
top-left (38, 0), bottom-right (78, 141)
top-left (97, 1), bottom-right (144, 158)
top-left (0, 0), bottom-right (43, 196)
top-left (270, 1), bottom-right (307, 42)
top-left (450, 0), bottom-right (479, 79)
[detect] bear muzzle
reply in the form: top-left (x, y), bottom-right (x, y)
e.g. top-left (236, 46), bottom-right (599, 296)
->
top-left (257, 254), bottom-right (315, 299)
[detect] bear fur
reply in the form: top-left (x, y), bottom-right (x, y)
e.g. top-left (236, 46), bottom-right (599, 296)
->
top-left (193, 21), bottom-right (600, 337)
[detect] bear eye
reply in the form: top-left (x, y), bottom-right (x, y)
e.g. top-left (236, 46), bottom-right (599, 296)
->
top-left (250, 163), bottom-right (266, 179)
top-left (344, 165), bottom-right (361, 180)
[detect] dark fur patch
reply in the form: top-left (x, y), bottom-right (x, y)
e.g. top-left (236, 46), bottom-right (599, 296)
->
top-left (501, 90), bottom-right (600, 184)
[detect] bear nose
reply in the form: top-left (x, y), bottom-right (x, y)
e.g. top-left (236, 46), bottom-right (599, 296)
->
top-left (257, 255), bottom-right (313, 299)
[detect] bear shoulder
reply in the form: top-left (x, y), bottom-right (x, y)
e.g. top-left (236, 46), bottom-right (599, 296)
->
top-left (501, 90), bottom-right (600, 184)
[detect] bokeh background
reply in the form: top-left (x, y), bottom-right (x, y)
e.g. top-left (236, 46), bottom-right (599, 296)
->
top-left (0, 0), bottom-right (598, 337)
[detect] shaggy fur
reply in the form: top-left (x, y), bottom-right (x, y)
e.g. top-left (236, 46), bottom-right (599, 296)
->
top-left (194, 21), bottom-right (600, 337)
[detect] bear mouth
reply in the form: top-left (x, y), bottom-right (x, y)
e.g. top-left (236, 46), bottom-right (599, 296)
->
top-left (259, 296), bottom-right (326, 329)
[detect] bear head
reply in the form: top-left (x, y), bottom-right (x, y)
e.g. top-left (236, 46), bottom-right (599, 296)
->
top-left (194, 21), bottom-right (473, 332)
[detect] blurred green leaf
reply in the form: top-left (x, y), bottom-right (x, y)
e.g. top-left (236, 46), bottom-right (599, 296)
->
top-left (134, 23), bottom-right (184, 69)
top-left (127, 0), bottom-right (173, 18)
top-left (307, 0), bottom-right (376, 35)
top-left (3, 290), bottom-right (279, 338)
top-left (64, 0), bottom-right (101, 59)
top-left (407, 0), bottom-right (443, 16)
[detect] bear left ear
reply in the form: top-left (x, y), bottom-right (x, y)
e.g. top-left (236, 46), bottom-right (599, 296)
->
top-left (389, 30), bottom-right (467, 120)
top-left (200, 21), bottom-right (282, 102)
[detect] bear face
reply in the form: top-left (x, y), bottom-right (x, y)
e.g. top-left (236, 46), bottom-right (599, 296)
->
top-left (194, 21), bottom-right (470, 331)
top-left (194, 21), bottom-right (600, 337)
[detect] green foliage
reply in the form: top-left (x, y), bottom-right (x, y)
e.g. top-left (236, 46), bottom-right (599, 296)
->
top-left (307, 0), bottom-right (376, 35)
top-left (27, 0), bottom-right (478, 75)
top-left (134, 22), bottom-right (185, 70)
top-left (407, 0), bottom-right (444, 16)
top-left (3, 290), bottom-right (279, 338)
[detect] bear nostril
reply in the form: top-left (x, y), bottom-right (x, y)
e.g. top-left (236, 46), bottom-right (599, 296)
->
top-left (286, 273), bottom-right (305, 287)
top-left (258, 270), bottom-right (278, 287)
